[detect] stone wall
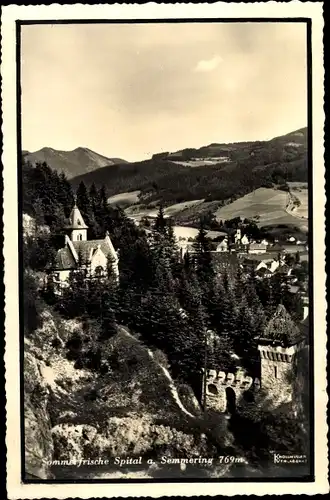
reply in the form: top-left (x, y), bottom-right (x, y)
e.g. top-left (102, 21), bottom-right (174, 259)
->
top-left (203, 368), bottom-right (260, 413)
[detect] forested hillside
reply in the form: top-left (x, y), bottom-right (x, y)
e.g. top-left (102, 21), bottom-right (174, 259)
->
top-left (71, 128), bottom-right (307, 206)
top-left (23, 158), bottom-right (306, 390)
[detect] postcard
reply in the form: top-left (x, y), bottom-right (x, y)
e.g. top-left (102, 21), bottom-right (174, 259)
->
top-left (2, 2), bottom-right (328, 498)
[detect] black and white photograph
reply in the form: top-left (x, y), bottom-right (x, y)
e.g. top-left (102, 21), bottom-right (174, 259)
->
top-left (2, 2), bottom-right (327, 497)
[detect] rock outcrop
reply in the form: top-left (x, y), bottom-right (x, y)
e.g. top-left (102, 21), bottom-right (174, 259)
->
top-left (24, 309), bottom-right (233, 479)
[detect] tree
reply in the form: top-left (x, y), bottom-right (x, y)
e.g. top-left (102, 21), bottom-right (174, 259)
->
top-left (192, 220), bottom-right (215, 305)
top-left (23, 271), bottom-right (43, 335)
top-left (76, 181), bottom-right (96, 236)
top-left (60, 269), bottom-right (89, 319)
top-left (153, 204), bottom-right (167, 236)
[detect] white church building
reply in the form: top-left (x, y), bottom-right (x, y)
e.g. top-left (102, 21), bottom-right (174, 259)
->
top-left (49, 199), bottom-right (118, 292)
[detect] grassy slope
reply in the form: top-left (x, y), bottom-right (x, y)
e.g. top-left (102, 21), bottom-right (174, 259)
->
top-left (287, 182), bottom-right (308, 219)
top-left (108, 190), bottom-right (141, 208)
top-left (124, 187), bottom-right (308, 233)
top-left (214, 188), bottom-right (308, 231)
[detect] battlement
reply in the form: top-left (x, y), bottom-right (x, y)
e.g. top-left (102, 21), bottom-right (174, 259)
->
top-left (258, 340), bottom-right (306, 362)
top-left (204, 368), bottom-right (260, 393)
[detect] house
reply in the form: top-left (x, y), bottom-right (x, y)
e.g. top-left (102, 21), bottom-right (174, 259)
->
top-left (216, 237), bottom-right (228, 253)
top-left (234, 228), bottom-right (242, 245)
top-left (275, 263), bottom-right (292, 277)
top-left (241, 234), bottom-right (249, 246)
top-left (268, 259), bottom-right (280, 273)
top-left (248, 242), bottom-right (267, 254)
top-left (255, 261), bottom-right (268, 272)
top-left (49, 199), bottom-right (119, 292)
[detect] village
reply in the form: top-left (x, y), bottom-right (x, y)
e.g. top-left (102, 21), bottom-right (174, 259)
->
top-left (47, 199), bottom-right (309, 304)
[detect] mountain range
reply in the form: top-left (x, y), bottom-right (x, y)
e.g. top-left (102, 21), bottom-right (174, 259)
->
top-left (70, 127), bottom-right (307, 206)
top-left (23, 146), bottom-right (127, 179)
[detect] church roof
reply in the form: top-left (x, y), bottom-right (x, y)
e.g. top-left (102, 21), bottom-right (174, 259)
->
top-left (65, 201), bottom-right (88, 230)
top-left (55, 247), bottom-right (76, 270)
top-left (72, 238), bottom-right (116, 264)
top-left (54, 235), bottom-right (117, 270)
top-left (262, 304), bottom-right (302, 346)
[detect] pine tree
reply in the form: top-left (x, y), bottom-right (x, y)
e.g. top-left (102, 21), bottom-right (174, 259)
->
top-left (192, 220), bottom-right (215, 310)
top-left (76, 181), bottom-right (95, 234)
top-left (61, 269), bottom-right (89, 319)
top-left (153, 204), bottom-right (167, 236)
top-left (98, 276), bottom-right (119, 340)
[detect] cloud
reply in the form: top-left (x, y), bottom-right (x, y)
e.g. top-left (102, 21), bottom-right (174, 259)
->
top-left (194, 55), bottom-right (223, 72)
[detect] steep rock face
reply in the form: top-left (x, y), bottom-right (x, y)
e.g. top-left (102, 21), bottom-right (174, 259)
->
top-left (24, 309), bottom-right (233, 479)
top-left (24, 351), bottom-right (54, 479)
top-left (23, 307), bottom-right (85, 479)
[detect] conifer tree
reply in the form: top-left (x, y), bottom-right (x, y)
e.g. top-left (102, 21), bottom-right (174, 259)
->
top-left (153, 204), bottom-right (167, 236)
top-left (192, 220), bottom-right (215, 310)
top-left (76, 181), bottom-right (95, 232)
top-left (61, 269), bottom-right (89, 319)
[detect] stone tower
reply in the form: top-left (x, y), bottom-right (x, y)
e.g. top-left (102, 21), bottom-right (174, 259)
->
top-left (65, 197), bottom-right (88, 242)
top-left (257, 304), bottom-right (306, 409)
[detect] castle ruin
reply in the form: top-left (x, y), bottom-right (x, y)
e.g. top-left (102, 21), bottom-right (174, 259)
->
top-left (202, 303), bottom-right (309, 414)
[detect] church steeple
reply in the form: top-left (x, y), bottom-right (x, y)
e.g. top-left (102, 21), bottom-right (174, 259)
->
top-left (65, 196), bottom-right (88, 241)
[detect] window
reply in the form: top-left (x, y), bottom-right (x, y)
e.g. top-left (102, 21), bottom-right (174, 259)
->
top-left (77, 219), bottom-right (81, 225)
top-left (95, 266), bottom-right (104, 277)
top-left (208, 384), bottom-right (218, 395)
top-left (274, 366), bottom-right (278, 378)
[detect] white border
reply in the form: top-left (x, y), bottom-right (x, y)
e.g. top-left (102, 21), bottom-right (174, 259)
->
top-left (2, 2), bottom-right (327, 498)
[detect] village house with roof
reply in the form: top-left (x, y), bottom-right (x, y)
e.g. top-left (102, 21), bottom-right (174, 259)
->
top-left (216, 236), bottom-right (229, 253)
top-left (48, 198), bottom-right (119, 293)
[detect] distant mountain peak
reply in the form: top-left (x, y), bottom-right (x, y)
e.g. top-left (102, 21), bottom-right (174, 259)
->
top-left (23, 146), bottom-right (127, 179)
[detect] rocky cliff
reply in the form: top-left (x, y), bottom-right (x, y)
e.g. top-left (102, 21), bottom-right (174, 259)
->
top-left (24, 307), bottom-right (234, 480)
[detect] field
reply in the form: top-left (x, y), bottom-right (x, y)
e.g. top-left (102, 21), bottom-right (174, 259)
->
top-left (110, 186), bottom-right (309, 239)
top-left (108, 190), bottom-right (141, 208)
top-left (169, 158), bottom-right (230, 167)
top-left (214, 188), bottom-right (308, 230)
top-left (125, 199), bottom-right (205, 221)
top-left (172, 226), bottom-right (226, 241)
top-left (287, 182), bottom-right (308, 219)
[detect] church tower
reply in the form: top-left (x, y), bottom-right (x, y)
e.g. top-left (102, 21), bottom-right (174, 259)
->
top-left (257, 304), bottom-right (306, 409)
top-left (65, 196), bottom-right (88, 242)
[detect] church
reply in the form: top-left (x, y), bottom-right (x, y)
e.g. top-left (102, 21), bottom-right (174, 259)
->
top-left (49, 198), bottom-right (119, 293)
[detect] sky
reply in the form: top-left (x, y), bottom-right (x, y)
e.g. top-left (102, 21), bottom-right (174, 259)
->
top-left (21, 22), bottom-right (307, 162)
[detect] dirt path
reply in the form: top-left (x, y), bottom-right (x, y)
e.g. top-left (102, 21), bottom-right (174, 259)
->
top-left (146, 349), bottom-right (196, 419)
